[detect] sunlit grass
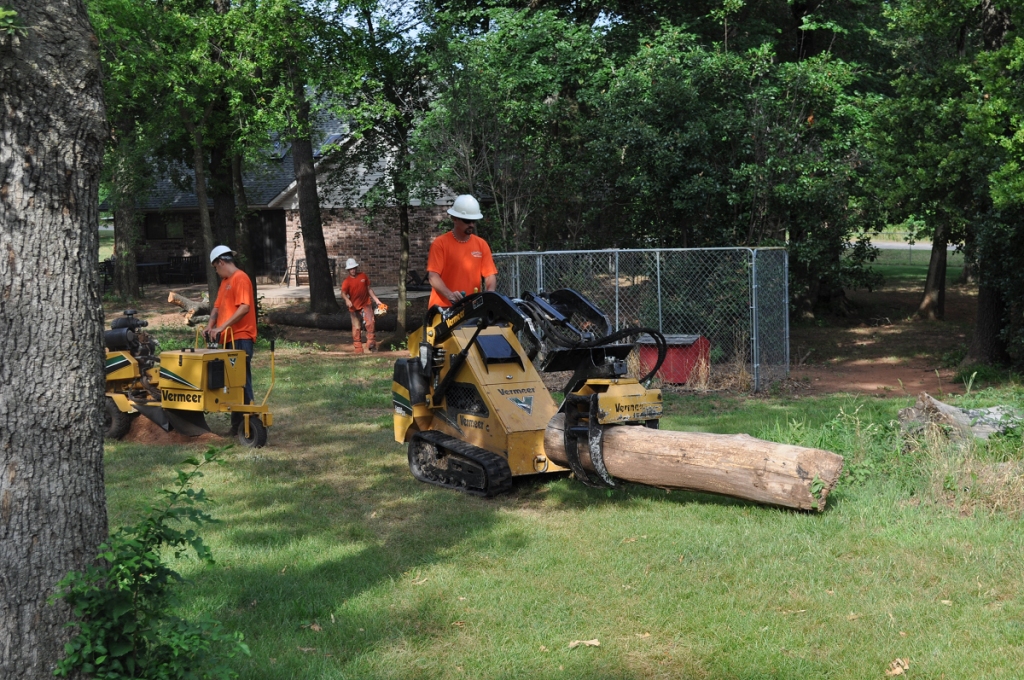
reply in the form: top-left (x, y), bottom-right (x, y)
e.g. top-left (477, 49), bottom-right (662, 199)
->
top-left (102, 352), bottom-right (1024, 679)
top-left (99, 230), bottom-right (114, 260)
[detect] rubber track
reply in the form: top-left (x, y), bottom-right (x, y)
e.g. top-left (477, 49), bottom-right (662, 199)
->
top-left (410, 431), bottom-right (513, 498)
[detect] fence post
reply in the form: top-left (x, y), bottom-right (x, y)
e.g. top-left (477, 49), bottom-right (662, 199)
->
top-left (614, 250), bottom-right (620, 331)
top-left (537, 254), bottom-right (543, 293)
top-left (784, 249), bottom-right (790, 378)
top-left (656, 250), bottom-right (663, 333)
top-left (751, 249), bottom-right (760, 392)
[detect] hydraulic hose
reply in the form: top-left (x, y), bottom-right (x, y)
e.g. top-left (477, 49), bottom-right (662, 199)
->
top-left (576, 326), bottom-right (668, 385)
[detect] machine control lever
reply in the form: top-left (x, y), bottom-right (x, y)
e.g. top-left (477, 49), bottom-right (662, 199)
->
top-left (432, 318), bottom-right (487, 408)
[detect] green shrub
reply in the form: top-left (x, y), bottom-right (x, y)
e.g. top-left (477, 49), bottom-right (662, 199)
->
top-left (955, 363), bottom-right (1012, 385)
top-left (940, 343), bottom-right (968, 368)
top-left (50, 447), bottom-right (249, 679)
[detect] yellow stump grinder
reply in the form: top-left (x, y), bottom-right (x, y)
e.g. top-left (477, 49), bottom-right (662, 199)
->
top-left (103, 310), bottom-right (275, 447)
top-left (392, 290), bottom-right (668, 496)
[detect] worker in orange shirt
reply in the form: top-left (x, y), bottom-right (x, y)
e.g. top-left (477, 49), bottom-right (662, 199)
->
top-left (340, 258), bottom-right (383, 352)
top-left (205, 245), bottom-right (257, 435)
top-left (426, 194), bottom-right (498, 308)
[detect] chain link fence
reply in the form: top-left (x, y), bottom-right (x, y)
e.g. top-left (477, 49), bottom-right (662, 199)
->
top-left (493, 248), bottom-right (789, 392)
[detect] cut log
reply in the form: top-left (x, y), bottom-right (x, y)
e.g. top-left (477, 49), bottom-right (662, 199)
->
top-left (544, 414), bottom-right (844, 511)
top-left (167, 291), bottom-right (210, 316)
top-left (186, 314), bottom-right (209, 328)
top-left (266, 310), bottom-right (397, 332)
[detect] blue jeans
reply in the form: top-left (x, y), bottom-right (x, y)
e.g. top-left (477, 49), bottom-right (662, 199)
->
top-left (226, 338), bottom-right (255, 426)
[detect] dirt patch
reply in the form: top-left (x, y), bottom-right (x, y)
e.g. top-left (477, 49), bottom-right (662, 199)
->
top-left (121, 413), bottom-right (225, 446)
top-left (784, 279), bottom-right (977, 396)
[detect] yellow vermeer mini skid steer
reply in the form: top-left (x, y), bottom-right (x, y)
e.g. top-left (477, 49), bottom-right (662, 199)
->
top-left (103, 310), bottom-right (275, 447)
top-left (391, 291), bottom-right (667, 496)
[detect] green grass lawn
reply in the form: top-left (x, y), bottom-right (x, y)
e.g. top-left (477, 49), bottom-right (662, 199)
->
top-left (867, 248), bottom-right (966, 270)
top-left (869, 262), bottom-right (965, 287)
top-left (99, 230), bottom-right (114, 260)
top-left (102, 348), bottom-right (1024, 679)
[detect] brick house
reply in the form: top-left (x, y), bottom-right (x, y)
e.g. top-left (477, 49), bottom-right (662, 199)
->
top-left (133, 124), bottom-right (456, 286)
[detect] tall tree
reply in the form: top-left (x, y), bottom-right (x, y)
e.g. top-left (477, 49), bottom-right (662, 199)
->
top-left (964, 0), bottom-right (1017, 365)
top-left (238, 0), bottom-right (347, 314)
top-left (324, 0), bottom-right (432, 333)
top-left (0, 1), bottom-right (109, 675)
top-left (89, 0), bottom-right (170, 300)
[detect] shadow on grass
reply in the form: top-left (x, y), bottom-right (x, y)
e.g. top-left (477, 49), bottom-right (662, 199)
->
top-left (102, 351), bottom-right (855, 679)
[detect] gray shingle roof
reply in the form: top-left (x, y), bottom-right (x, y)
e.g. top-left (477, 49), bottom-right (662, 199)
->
top-left (135, 116), bottom-right (347, 211)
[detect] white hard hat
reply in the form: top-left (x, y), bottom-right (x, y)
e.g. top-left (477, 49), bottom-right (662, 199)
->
top-left (345, 258), bottom-right (359, 269)
top-left (210, 245), bottom-right (235, 263)
top-left (447, 195), bottom-right (483, 220)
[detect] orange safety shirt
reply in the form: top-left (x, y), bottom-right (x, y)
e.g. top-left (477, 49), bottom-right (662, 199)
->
top-left (426, 232), bottom-right (498, 308)
top-left (214, 269), bottom-right (257, 341)
top-left (342, 272), bottom-right (373, 310)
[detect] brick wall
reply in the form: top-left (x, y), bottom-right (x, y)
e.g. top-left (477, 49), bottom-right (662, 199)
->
top-left (284, 205), bottom-right (450, 286)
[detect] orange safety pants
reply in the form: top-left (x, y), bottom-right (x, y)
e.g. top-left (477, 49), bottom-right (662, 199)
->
top-left (350, 306), bottom-right (376, 353)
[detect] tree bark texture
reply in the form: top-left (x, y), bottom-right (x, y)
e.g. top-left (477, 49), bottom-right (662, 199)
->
top-left (109, 118), bottom-right (140, 299)
top-left (393, 167), bottom-right (411, 336)
top-left (182, 113), bottom-right (218, 305)
top-left (289, 74), bottom-right (340, 314)
top-left (963, 282), bottom-right (1010, 366)
top-left (231, 152), bottom-right (257, 303)
top-left (917, 222), bottom-right (948, 320)
top-left (112, 203), bottom-right (140, 298)
top-left (209, 140), bottom-right (236, 248)
top-left (0, 1), bottom-right (110, 676)
top-left (544, 415), bottom-right (844, 511)
top-left (961, 1), bottom-right (1013, 365)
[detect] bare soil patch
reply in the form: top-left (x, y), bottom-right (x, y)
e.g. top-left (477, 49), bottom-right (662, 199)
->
top-left (121, 413), bottom-right (224, 446)
top-left (789, 279), bottom-right (976, 396)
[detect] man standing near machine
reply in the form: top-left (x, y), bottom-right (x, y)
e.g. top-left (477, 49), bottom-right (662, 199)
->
top-left (205, 245), bottom-right (257, 435)
top-left (427, 194), bottom-right (498, 308)
top-left (340, 258), bottom-right (384, 353)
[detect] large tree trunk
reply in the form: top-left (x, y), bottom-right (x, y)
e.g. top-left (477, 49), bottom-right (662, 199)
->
top-left (231, 152), bottom-right (257, 303)
top-left (961, 2), bottom-right (1013, 365)
top-left (183, 115), bottom-right (218, 304)
top-left (289, 69), bottom-right (340, 314)
top-left (109, 118), bottom-right (141, 299)
top-left (963, 282), bottom-right (1009, 366)
top-left (0, 1), bottom-right (110, 676)
top-left (112, 203), bottom-right (140, 298)
top-left (918, 222), bottom-right (948, 320)
top-left (394, 164), bottom-right (411, 337)
top-left (545, 415), bottom-right (844, 511)
top-left (266, 309), bottom-right (397, 331)
top-left (210, 140), bottom-right (236, 248)
top-left (397, 204), bottom-right (410, 336)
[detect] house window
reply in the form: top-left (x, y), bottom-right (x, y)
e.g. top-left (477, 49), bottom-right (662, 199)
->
top-left (145, 215), bottom-right (184, 240)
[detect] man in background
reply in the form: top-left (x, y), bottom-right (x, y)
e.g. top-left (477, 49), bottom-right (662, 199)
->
top-left (340, 258), bottom-right (383, 352)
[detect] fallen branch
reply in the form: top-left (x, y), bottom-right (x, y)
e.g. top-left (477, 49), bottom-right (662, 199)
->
top-left (266, 310), bottom-right (397, 332)
top-left (167, 291), bottom-right (209, 316)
